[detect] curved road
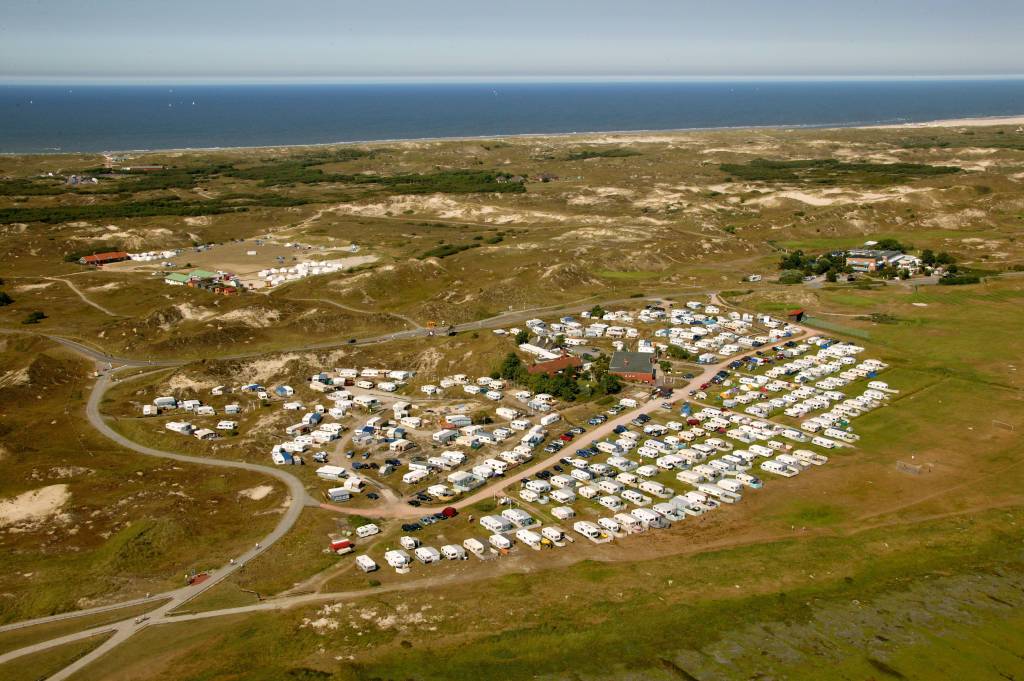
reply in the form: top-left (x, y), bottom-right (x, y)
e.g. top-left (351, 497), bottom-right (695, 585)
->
top-left (0, 367), bottom-right (320, 678)
top-left (0, 287), bottom-right (758, 678)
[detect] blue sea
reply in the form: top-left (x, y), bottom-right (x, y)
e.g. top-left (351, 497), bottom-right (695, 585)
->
top-left (1, 79), bottom-right (1023, 154)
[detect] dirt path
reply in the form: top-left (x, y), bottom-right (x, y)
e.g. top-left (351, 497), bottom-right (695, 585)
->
top-left (288, 296), bottom-right (424, 330)
top-left (45, 276), bottom-right (121, 317)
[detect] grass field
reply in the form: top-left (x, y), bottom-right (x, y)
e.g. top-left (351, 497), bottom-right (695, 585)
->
top-left (3, 123), bottom-right (1024, 678)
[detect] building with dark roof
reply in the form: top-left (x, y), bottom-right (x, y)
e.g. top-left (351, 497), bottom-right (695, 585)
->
top-left (609, 351), bottom-right (656, 384)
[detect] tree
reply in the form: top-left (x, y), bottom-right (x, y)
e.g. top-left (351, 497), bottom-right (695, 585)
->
top-left (588, 305), bottom-right (606, 319)
top-left (554, 334), bottom-right (565, 347)
top-left (875, 238), bottom-right (909, 253)
top-left (825, 269), bottom-right (838, 283)
top-left (936, 251), bottom-right (956, 265)
top-left (498, 352), bottom-right (525, 381)
top-left (21, 310), bottom-right (46, 324)
top-left (659, 360), bottom-right (671, 372)
top-left (899, 268), bottom-right (910, 280)
top-left (921, 249), bottom-right (936, 266)
top-left (514, 329), bottom-right (529, 344)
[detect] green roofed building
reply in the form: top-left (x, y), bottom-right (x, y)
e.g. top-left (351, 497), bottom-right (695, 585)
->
top-left (188, 269), bottom-right (220, 280)
top-left (164, 272), bottom-right (190, 286)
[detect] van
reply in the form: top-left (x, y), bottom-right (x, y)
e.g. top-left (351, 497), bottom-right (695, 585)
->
top-left (570, 468), bottom-right (593, 483)
top-left (356, 523), bottom-right (380, 539)
top-left (776, 453), bottom-right (810, 470)
top-left (760, 460), bottom-right (798, 477)
top-left (735, 472), bottom-right (763, 489)
top-left (539, 413), bottom-right (562, 426)
top-left (614, 513), bottom-right (643, 533)
top-left (794, 449), bottom-right (829, 466)
top-left (635, 465), bottom-right (659, 478)
top-left (698, 483), bottom-right (740, 504)
top-left (573, 521), bottom-right (605, 541)
top-left (639, 480), bottom-right (670, 498)
top-left (488, 534), bottom-right (513, 550)
top-left (815, 436), bottom-right (839, 450)
top-left (721, 454), bottom-right (749, 470)
top-left (515, 529), bottom-right (543, 549)
top-left (598, 495), bottom-right (624, 511)
top-left (631, 507), bottom-right (668, 529)
top-left (414, 546), bottom-right (441, 564)
top-left (541, 526), bottom-right (564, 543)
top-left (622, 489), bottom-right (652, 506)
top-left (652, 502), bottom-right (685, 522)
top-left (441, 544), bottom-right (467, 560)
top-left (676, 470), bottom-right (705, 485)
top-left (717, 478), bottom-right (744, 494)
top-left (462, 537), bottom-right (487, 557)
top-left (355, 555), bottom-right (378, 573)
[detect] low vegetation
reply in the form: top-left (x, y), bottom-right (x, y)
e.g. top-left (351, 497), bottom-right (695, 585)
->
top-left (720, 158), bottom-right (961, 184)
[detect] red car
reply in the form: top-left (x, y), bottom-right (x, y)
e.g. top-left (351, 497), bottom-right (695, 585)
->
top-left (441, 506), bottom-right (458, 519)
top-left (559, 433), bottom-right (574, 442)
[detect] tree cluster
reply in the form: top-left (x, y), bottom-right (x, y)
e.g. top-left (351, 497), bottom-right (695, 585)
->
top-left (496, 352), bottom-right (621, 403)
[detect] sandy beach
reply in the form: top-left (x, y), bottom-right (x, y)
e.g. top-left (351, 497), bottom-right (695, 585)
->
top-left (874, 114), bottom-right (1024, 129)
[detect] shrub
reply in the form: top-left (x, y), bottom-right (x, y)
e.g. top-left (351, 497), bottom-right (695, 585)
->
top-left (778, 270), bottom-right (805, 285)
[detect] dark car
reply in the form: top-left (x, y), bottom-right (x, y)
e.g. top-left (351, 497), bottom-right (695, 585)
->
top-left (408, 500), bottom-right (421, 507)
top-left (415, 493), bottom-right (431, 502)
top-left (402, 523), bottom-right (422, 532)
top-left (347, 338), bottom-right (357, 344)
top-left (366, 492), bottom-right (380, 500)
top-left (537, 470), bottom-right (552, 480)
top-left (553, 464), bottom-right (564, 472)
top-left (385, 458), bottom-right (401, 467)
top-left (613, 425), bottom-right (628, 434)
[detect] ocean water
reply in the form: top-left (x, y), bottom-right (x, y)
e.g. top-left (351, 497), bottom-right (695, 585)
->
top-left (1, 80), bottom-right (1023, 154)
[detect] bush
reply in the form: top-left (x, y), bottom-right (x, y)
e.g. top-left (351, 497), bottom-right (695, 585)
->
top-left (778, 269), bottom-right (805, 285)
top-left (939, 274), bottom-right (981, 286)
top-left (22, 310), bottom-right (46, 324)
top-left (0, 291), bottom-right (13, 306)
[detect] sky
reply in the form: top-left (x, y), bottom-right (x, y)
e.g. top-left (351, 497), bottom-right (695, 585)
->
top-left (2, 0), bottom-right (1023, 82)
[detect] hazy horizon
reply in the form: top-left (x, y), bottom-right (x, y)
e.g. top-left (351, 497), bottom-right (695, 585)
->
top-left (3, 0), bottom-right (1023, 81)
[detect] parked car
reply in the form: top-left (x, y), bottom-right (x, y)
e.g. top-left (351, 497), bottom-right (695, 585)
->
top-left (408, 500), bottom-right (421, 507)
top-left (402, 523), bottom-right (422, 532)
top-left (366, 492), bottom-right (380, 500)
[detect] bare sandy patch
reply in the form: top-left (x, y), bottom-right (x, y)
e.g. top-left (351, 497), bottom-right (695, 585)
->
top-left (16, 282), bottom-right (54, 292)
top-left (0, 485), bottom-right (69, 527)
top-left (0, 368), bottom-right (30, 389)
top-left (218, 308), bottom-right (282, 328)
top-left (175, 303), bottom-right (217, 322)
top-left (239, 485), bottom-right (275, 501)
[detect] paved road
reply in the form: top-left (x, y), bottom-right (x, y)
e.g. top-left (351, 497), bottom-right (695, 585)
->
top-left (0, 366), bottom-right (322, 677)
top-left (0, 288), bottom-right (746, 677)
top-left (0, 290), bottom-right (699, 369)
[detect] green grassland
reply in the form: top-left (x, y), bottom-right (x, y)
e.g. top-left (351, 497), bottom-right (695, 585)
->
top-left (0, 633), bottom-right (112, 681)
top-left (2, 124), bottom-right (1024, 677)
top-left (0, 338), bottom-right (287, 622)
